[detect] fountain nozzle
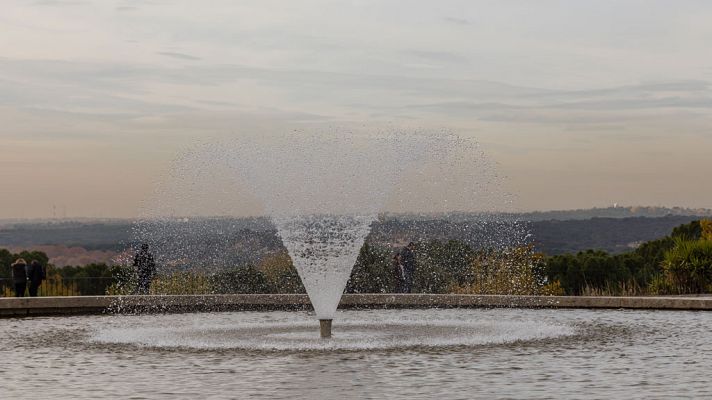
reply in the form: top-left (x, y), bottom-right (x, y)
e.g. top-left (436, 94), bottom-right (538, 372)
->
top-left (319, 319), bottom-right (332, 339)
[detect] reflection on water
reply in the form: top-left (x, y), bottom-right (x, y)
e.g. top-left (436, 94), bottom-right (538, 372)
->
top-left (1, 308), bottom-right (711, 399)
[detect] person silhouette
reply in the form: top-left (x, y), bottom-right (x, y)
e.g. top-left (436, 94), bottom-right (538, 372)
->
top-left (399, 242), bottom-right (417, 293)
top-left (133, 244), bottom-right (157, 295)
top-left (27, 260), bottom-right (45, 297)
top-left (393, 253), bottom-right (406, 293)
top-left (11, 258), bottom-right (28, 297)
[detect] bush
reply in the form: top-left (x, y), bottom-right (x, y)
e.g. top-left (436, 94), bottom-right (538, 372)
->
top-left (346, 244), bottom-right (396, 293)
top-left (450, 246), bottom-right (544, 295)
top-left (258, 251), bottom-right (305, 293)
top-left (661, 238), bottom-right (712, 294)
top-left (211, 265), bottom-right (269, 294)
top-left (540, 280), bottom-right (565, 296)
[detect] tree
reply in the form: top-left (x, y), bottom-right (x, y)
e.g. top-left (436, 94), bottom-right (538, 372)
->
top-left (211, 265), bottom-right (269, 294)
top-left (346, 244), bottom-right (395, 293)
top-left (410, 241), bottom-right (454, 293)
top-left (257, 251), bottom-right (305, 293)
top-left (661, 238), bottom-right (712, 294)
top-left (671, 220), bottom-right (702, 240)
top-left (56, 263), bottom-right (119, 295)
top-left (0, 248), bottom-right (12, 278)
top-left (542, 220), bottom-right (712, 295)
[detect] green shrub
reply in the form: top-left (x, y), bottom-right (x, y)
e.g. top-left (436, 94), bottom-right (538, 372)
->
top-left (661, 238), bottom-right (712, 294)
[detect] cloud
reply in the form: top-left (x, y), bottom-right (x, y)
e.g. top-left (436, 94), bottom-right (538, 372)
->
top-left (2, 54), bottom-right (709, 130)
top-left (404, 78), bottom-right (712, 120)
top-left (401, 50), bottom-right (470, 66)
top-left (156, 51), bottom-right (201, 61)
top-left (550, 97), bottom-right (712, 110)
top-left (0, 57), bottom-right (545, 104)
top-left (531, 80), bottom-right (711, 101)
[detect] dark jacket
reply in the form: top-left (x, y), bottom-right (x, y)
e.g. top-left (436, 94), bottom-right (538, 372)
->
top-left (27, 262), bottom-right (45, 284)
top-left (400, 247), bottom-right (416, 275)
top-left (12, 263), bottom-right (27, 284)
top-left (133, 250), bottom-right (157, 279)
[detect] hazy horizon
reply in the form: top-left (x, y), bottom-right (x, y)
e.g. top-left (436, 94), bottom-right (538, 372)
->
top-left (2, 204), bottom-right (711, 224)
top-left (2, 1), bottom-right (712, 218)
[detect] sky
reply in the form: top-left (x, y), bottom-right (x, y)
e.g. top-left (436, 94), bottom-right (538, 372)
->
top-left (1, 0), bottom-right (711, 218)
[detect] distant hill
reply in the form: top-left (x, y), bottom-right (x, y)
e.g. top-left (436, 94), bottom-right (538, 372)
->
top-left (529, 215), bottom-right (703, 255)
top-left (0, 218), bottom-right (273, 251)
top-left (516, 206), bottom-right (712, 221)
top-left (370, 215), bottom-right (704, 255)
top-left (0, 209), bottom-right (709, 265)
top-left (0, 221), bottom-right (132, 251)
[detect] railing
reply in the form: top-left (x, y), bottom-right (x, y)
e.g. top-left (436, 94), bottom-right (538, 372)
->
top-left (0, 277), bottom-right (117, 297)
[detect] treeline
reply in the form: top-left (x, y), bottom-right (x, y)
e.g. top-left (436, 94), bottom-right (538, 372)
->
top-left (169, 219), bottom-right (711, 296)
top-left (106, 241), bottom-right (542, 296)
top-left (1, 242), bottom-right (544, 297)
top-left (544, 220), bottom-right (712, 295)
top-left (3, 219), bottom-right (711, 297)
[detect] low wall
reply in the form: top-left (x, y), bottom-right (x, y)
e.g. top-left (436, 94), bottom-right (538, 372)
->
top-left (2, 294), bottom-right (712, 317)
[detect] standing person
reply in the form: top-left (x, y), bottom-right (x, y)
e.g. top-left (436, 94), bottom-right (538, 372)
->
top-left (399, 242), bottom-right (417, 293)
top-left (133, 243), bottom-right (157, 295)
top-left (27, 260), bottom-right (45, 297)
top-left (11, 258), bottom-right (28, 297)
top-left (392, 253), bottom-right (406, 293)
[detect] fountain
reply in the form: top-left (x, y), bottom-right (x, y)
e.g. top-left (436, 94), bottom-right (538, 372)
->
top-left (133, 130), bottom-right (527, 338)
top-left (6, 130), bottom-right (706, 399)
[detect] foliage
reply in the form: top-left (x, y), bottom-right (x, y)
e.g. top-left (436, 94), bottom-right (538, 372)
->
top-left (36, 269), bottom-right (82, 296)
top-left (0, 249), bottom-right (50, 279)
top-left (54, 263), bottom-right (122, 295)
top-left (544, 249), bottom-right (670, 295)
top-left (345, 241), bottom-right (542, 295)
top-left (540, 280), bottom-right (565, 296)
top-left (410, 240), bottom-right (478, 294)
top-left (579, 281), bottom-right (645, 296)
top-left (346, 244), bottom-right (397, 293)
top-left (150, 272), bottom-right (214, 295)
top-left (257, 251), bottom-right (305, 293)
top-left (1, 248), bottom-right (52, 296)
top-left (660, 237), bottom-right (712, 294)
top-left (5, 218), bottom-right (711, 297)
top-left (450, 245), bottom-right (544, 295)
top-left (211, 265), bottom-right (270, 294)
top-left (541, 220), bottom-right (712, 295)
top-left (0, 249), bottom-right (12, 284)
top-left (636, 220), bottom-right (710, 294)
top-left (648, 274), bottom-right (675, 295)
top-left (671, 220), bottom-right (703, 240)
top-left (701, 219), bottom-right (712, 241)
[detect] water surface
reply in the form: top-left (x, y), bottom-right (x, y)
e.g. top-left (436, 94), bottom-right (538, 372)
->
top-left (2, 308), bottom-right (710, 399)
